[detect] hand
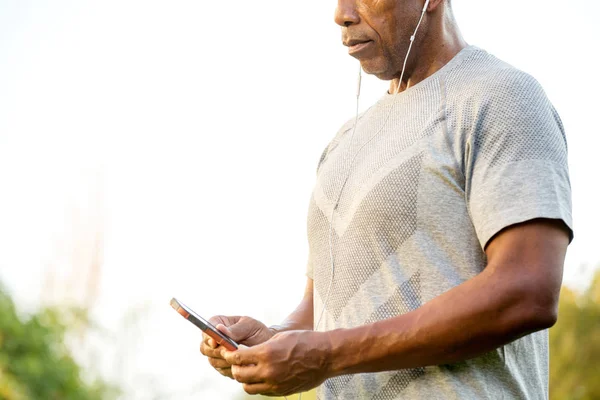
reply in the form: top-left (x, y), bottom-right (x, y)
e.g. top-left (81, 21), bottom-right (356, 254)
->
top-left (199, 316), bottom-right (275, 379)
top-left (223, 330), bottom-right (332, 396)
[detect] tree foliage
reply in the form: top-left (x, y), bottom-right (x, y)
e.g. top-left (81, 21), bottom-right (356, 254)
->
top-left (239, 390), bottom-right (316, 400)
top-left (550, 269), bottom-right (600, 400)
top-left (0, 286), bottom-right (118, 400)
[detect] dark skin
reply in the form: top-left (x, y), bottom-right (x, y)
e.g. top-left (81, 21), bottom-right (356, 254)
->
top-left (199, 0), bottom-right (571, 396)
top-left (200, 282), bottom-right (314, 379)
top-left (334, 0), bottom-right (467, 91)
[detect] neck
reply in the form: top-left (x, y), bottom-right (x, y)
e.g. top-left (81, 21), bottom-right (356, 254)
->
top-left (390, 9), bottom-right (468, 94)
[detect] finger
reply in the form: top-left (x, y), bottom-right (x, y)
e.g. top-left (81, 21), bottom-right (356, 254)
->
top-left (231, 364), bottom-right (262, 384)
top-left (202, 332), bottom-right (218, 349)
top-left (223, 346), bottom-right (259, 366)
top-left (200, 342), bottom-right (223, 358)
top-left (207, 357), bottom-right (231, 369)
top-left (242, 382), bottom-right (273, 396)
top-left (215, 367), bottom-right (233, 379)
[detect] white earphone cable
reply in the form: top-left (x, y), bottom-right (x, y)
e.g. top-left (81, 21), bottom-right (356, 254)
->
top-left (395, 0), bottom-right (430, 94)
top-left (317, 0), bottom-right (430, 333)
top-left (292, 3), bottom-right (430, 399)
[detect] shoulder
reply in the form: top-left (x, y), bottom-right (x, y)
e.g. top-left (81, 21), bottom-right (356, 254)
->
top-left (445, 47), bottom-right (561, 133)
top-left (446, 47), bottom-right (547, 104)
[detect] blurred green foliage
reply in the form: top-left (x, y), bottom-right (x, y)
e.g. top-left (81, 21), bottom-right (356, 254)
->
top-left (2, 266), bottom-right (599, 400)
top-left (550, 269), bottom-right (600, 400)
top-left (0, 285), bottom-right (118, 400)
top-left (240, 390), bottom-right (316, 400)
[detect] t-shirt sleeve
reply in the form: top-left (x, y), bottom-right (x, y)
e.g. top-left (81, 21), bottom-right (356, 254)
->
top-left (464, 70), bottom-right (573, 249)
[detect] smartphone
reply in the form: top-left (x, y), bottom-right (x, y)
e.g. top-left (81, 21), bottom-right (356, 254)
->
top-left (170, 297), bottom-right (238, 351)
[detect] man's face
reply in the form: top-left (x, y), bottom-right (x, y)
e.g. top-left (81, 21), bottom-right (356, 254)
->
top-left (335, 0), bottom-right (424, 80)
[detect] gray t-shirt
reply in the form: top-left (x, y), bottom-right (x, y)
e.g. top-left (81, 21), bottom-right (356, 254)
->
top-left (306, 46), bottom-right (573, 399)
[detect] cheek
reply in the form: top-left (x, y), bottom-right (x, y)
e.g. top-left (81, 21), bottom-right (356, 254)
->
top-left (370, 30), bottom-right (395, 68)
top-left (367, 15), bottom-right (397, 54)
top-left (380, 20), bottom-right (398, 45)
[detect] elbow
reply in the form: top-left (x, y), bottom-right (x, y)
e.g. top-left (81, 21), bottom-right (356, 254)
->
top-left (526, 302), bottom-right (558, 330)
top-left (512, 283), bottom-right (559, 333)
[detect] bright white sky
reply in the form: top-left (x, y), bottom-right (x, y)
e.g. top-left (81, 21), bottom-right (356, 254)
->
top-left (0, 0), bottom-right (599, 399)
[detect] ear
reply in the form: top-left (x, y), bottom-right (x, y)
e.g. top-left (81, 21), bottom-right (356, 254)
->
top-left (426, 0), bottom-right (445, 12)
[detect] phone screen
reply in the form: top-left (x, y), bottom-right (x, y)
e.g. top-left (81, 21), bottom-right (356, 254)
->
top-left (170, 298), bottom-right (239, 351)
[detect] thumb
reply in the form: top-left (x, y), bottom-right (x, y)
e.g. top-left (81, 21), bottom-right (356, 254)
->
top-left (215, 324), bottom-right (234, 338)
top-left (217, 320), bottom-right (254, 342)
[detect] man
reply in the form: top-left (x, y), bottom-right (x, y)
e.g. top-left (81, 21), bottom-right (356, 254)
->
top-left (200, 0), bottom-right (573, 398)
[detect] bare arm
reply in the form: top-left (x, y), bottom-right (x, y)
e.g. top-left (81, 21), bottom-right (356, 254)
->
top-left (326, 218), bottom-right (568, 375)
top-left (269, 278), bottom-right (314, 334)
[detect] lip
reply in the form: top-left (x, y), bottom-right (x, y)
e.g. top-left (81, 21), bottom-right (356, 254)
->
top-left (347, 40), bottom-right (373, 56)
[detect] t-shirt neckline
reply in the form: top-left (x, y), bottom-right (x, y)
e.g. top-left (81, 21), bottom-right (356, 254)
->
top-left (382, 44), bottom-right (479, 99)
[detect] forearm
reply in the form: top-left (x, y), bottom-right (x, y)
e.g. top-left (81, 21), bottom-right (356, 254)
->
top-left (270, 278), bottom-right (314, 334)
top-left (270, 300), bottom-right (313, 333)
top-left (325, 265), bottom-right (556, 376)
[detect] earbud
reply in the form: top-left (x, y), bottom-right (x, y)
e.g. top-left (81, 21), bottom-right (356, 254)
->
top-left (423, 0), bottom-right (431, 13)
top-left (411, 0), bottom-right (431, 42)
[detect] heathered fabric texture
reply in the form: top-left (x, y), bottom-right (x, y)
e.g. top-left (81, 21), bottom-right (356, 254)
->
top-left (306, 46), bottom-right (573, 400)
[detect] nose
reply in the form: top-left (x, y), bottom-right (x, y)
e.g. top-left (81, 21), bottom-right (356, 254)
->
top-left (334, 0), bottom-right (360, 27)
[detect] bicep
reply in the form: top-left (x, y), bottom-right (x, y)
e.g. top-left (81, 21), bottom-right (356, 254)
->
top-left (484, 218), bottom-right (570, 313)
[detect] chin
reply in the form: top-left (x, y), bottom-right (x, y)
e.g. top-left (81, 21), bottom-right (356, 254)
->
top-left (359, 58), bottom-right (395, 81)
